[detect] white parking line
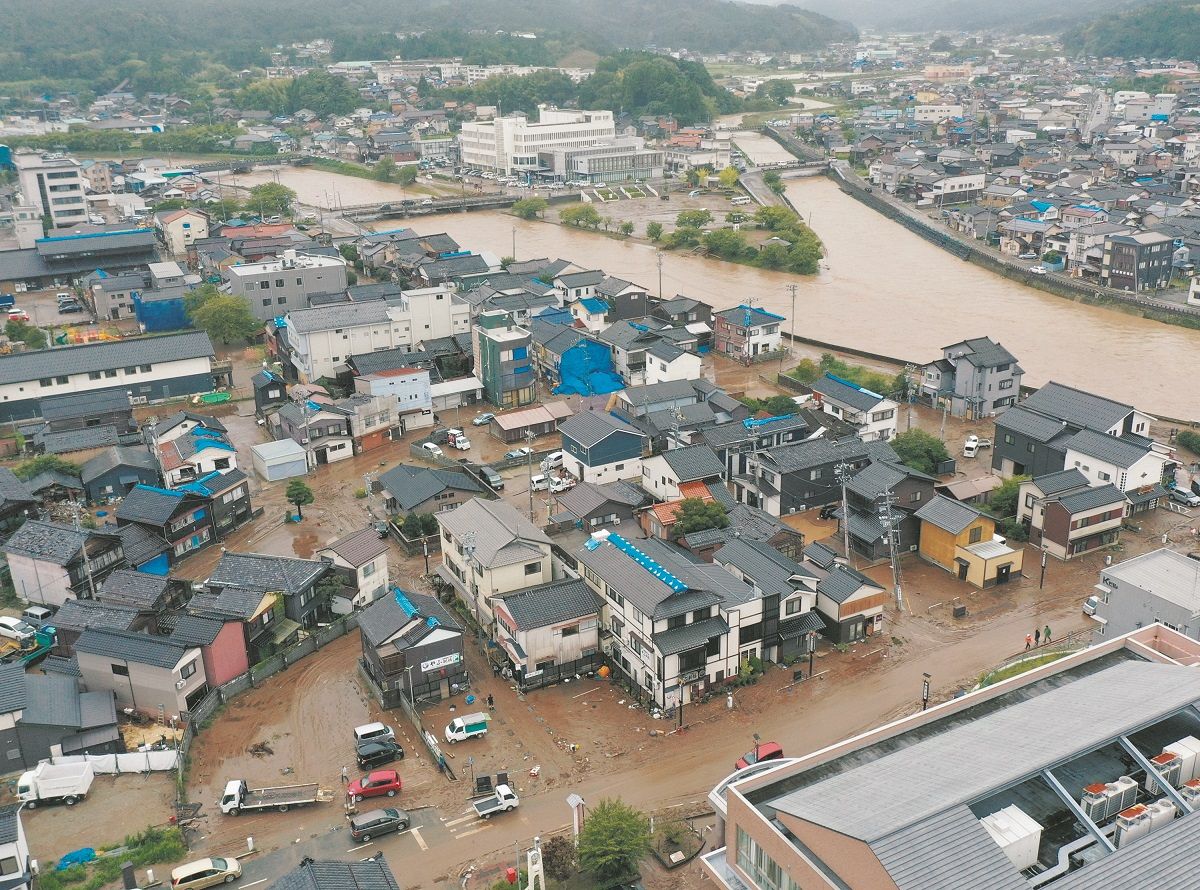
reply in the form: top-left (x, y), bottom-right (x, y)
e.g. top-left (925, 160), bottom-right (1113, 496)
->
top-left (454, 825), bottom-right (492, 840)
top-left (346, 842), bottom-right (373, 853)
top-left (242, 881), bottom-right (268, 889)
top-left (411, 827), bottom-right (428, 851)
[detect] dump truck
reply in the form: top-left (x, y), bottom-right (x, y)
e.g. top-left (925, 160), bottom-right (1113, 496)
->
top-left (219, 778), bottom-right (334, 815)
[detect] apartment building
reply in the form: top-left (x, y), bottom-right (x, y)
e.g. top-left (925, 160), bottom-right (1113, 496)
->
top-left (282, 284), bottom-right (469, 381)
top-left (459, 105), bottom-right (616, 174)
top-left (1100, 232), bottom-right (1173, 292)
top-left (473, 309), bottom-right (536, 409)
top-left (13, 150), bottom-right (88, 228)
top-left (225, 249), bottom-right (349, 321)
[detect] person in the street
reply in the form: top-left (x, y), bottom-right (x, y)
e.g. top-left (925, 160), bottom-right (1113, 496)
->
top-left (1035, 627), bottom-right (1041, 646)
top-left (340, 765), bottom-right (348, 783)
top-left (486, 693), bottom-right (494, 710)
top-left (1025, 633), bottom-right (1033, 650)
top-left (1044, 625), bottom-right (1052, 644)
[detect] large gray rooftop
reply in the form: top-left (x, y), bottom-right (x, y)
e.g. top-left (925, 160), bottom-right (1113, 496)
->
top-left (0, 332), bottom-right (214, 386)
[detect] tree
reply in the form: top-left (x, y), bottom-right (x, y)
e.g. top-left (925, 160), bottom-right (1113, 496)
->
top-left (577, 799), bottom-right (651, 881)
top-left (755, 205), bottom-right (796, 231)
top-left (397, 165), bottom-right (419, 186)
top-left (246, 182), bottom-right (296, 217)
top-left (702, 227), bottom-right (749, 260)
top-left (511, 197), bottom-right (548, 220)
top-left (1178, 430), bottom-right (1200, 456)
top-left (401, 512), bottom-right (439, 538)
top-left (673, 498), bottom-right (730, 535)
top-left (676, 209), bottom-right (712, 229)
top-left (665, 225), bottom-right (702, 249)
top-left (790, 358), bottom-right (820, 383)
top-left (763, 171), bottom-right (785, 194)
top-left (188, 294), bottom-right (262, 344)
top-left (989, 475), bottom-right (1030, 519)
top-left (891, 429), bottom-right (951, 476)
top-left (646, 221), bottom-right (664, 241)
top-left (14, 454), bottom-right (80, 481)
top-left (286, 479), bottom-right (314, 520)
top-left (756, 79), bottom-right (795, 106)
top-left (619, 220), bottom-right (634, 237)
top-left (374, 157), bottom-right (397, 182)
top-left (560, 204), bottom-right (602, 228)
top-left (718, 166), bottom-right (740, 189)
top-left (541, 835), bottom-right (577, 882)
top-left (5, 321), bottom-right (46, 351)
top-left (338, 243), bottom-right (360, 264)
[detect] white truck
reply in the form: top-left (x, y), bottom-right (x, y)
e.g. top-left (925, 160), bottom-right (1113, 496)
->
top-left (473, 784), bottom-right (519, 818)
top-left (220, 778), bottom-right (334, 815)
top-left (17, 761), bottom-right (94, 808)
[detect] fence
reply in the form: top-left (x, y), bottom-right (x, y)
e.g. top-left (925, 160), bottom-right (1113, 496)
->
top-left (51, 750), bottom-right (179, 774)
top-left (357, 662), bottom-right (456, 781)
top-left (518, 654), bottom-right (603, 691)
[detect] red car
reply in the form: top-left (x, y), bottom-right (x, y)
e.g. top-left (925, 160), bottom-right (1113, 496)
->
top-left (347, 770), bottom-right (402, 802)
top-left (735, 742), bottom-right (784, 771)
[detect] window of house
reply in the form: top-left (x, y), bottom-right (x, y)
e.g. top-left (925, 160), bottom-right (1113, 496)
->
top-left (968, 526), bottom-right (983, 544)
top-left (1004, 433), bottom-right (1014, 445)
top-left (1098, 471), bottom-right (1111, 481)
top-left (277, 296), bottom-right (287, 304)
top-left (524, 562), bottom-right (540, 576)
top-left (39, 378), bottom-right (53, 387)
top-left (111, 664), bottom-right (129, 676)
top-left (999, 379), bottom-right (1013, 390)
top-left (180, 660), bottom-right (198, 679)
top-left (0, 857), bottom-right (19, 876)
top-left (263, 298), bottom-right (272, 306)
top-left (909, 491), bottom-right (922, 503)
top-left (668, 614), bottom-right (686, 630)
top-left (561, 625), bottom-right (578, 637)
top-left (785, 598), bottom-right (802, 616)
top-left (1027, 443), bottom-right (1036, 453)
top-left (89, 371), bottom-right (102, 380)
top-left (810, 468), bottom-right (823, 480)
top-left (262, 609), bottom-right (274, 626)
top-left (125, 366), bottom-right (137, 374)
top-left (105, 370), bottom-right (117, 378)
top-left (275, 279), bottom-right (285, 287)
top-left (260, 281), bottom-right (270, 290)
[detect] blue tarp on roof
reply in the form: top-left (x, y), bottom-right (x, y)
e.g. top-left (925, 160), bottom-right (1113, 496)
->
top-left (553, 339), bottom-right (625, 397)
top-left (580, 298), bottom-right (610, 314)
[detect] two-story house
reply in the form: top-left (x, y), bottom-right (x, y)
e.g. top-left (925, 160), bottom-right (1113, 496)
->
top-left (80, 445), bottom-right (161, 502)
top-left (640, 445), bottom-right (726, 501)
top-left (1061, 428), bottom-right (1173, 514)
top-left (2, 520), bottom-right (125, 607)
top-left (186, 585), bottom-right (286, 664)
top-left (435, 499), bottom-right (553, 637)
top-left (713, 305), bottom-right (784, 363)
top-left (559, 410), bottom-right (648, 484)
top-left (914, 495), bottom-right (1024, 588)
top-left (920, 337), bottom-right (1023, 417)
top-left (842, 460), bottom-right (938, 561)
top-left (157, 428), bottom-right (238, 486)
top-left (800, 541), bottom-right (891, 644)
top-left (810, 374), bottom-right (899, 442)
top-left (169, 613), bottom-right (252, 687)
top-left (0, 469), bottom-right (37, 537)
top-left (1017, 469), bottom-right (1127, 560)
top-left (0, 663), bottom-right (121, 770)
top-left (738, 438), bottom-right (899, 516)
top-left (206, 552), bottom-right (333, 630)
top-left (115, 485), bottom-right (216, 561)
top-left (317, 527), bottom-right (391, 609)
top-left (75, 628), bottom-right (208, 717)
top-left (358, 588), bottom-right (465, 706)
top-left (376, 464), bottom-right (485, 515)
top-left (0, 804), bottom-right (32, 890)
top-left (494, 578), bottom-right (603, 686)
top-left (276, 401), bottom-right (354, 466)
top-left (548, 481), bottom-right (648, 534)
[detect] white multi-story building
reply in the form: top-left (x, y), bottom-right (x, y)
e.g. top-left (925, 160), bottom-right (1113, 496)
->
top-left (282, 284), bottom-right (470, 382)
top-left (459, 105), bottom-right (616, 174)
top-left (13, 150), bottom-right (88, 228)
top-left (224, 249), bottom-right (349, 321)
top-left (913, 104), bottom-right (965, 122)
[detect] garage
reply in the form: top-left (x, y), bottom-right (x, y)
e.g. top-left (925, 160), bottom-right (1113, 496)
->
top-left (251, 439), bottom-right (309, 482)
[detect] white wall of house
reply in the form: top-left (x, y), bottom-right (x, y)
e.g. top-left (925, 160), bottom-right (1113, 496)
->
top-left (1064, 447), bottom-right (1169, 493)
top-left (640, 455), bottom-right (683, 501)
top-left (645, 351), bottom-right (701, 386)
top-left (0, 356), bottom-right (212, 406)
top-left (563, 452), bottom-right (643, 485)
top-left (76, 649), bottom-right (206, 718)
top-left (7, 554), bottom-right (73, 608)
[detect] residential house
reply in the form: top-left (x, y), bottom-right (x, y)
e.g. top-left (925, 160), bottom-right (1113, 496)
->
top-left (1101, 231), bottom-right (1173, 291)
top-left (494, 578), bottom-right (602, 684)
top-left (914, 495), bottom-right (1024, 587)
top-left (169, 614), bottom-right (251, 687)
top-left (352, 367), bottom-right (433, 436)
top-left (80, 446), bottom-right (161, 502)
top-left (1017, 469), bottom-right (1127, 560)
top-left (559, 410), bottom-right (648, 484)
top-left (317, 527), bottom-right (390, 610)
top-left (38, 389), bottom-right (136, 437)
top-left (75, 628), bottom-right (208, 717)
top-left (156, 426), bottom-right (238, 486)
top-left (472, 309), bottom-right (536, 409)
top-left (713, 305), bottom-right (784, 363)
top-left (700, 412), bottom-right (832, 481)
top-left (358, 588), bottom-right (465, 705)
top-left (435, 499), bottom-right (553, 636)
top-left (24, 470), bottom-right (83, 509)
top-left (335, 393), bottom-right (397, 453)
top-left (645, 342), bottom-right (702, 386)
top-left (94, 568), bottom-right (176, 626)
top-left (275, 401), bottom-right (353, 466)
top-left (186, 469), bottom-right (254, 539)
top-left (737, 438), bottom-right (898, 516)
top-left (51, 598), bottom-right (142, 656)
top-left (488, 402), bottom-right (573, 444)
top-left (206, 552), bottom-right (332, 630)
top-left (652, 295), bottom-right (714, 331)
top-left (679, 493), bottom-right (805, 564)
top-left (0, 469), bottom-right (36, 537)
top-left (376, 464), bottom-right (485, 515)
top-left (86, 272), bottom-right (145, 321)
top-left (2, 520), bottom-right (125, 606)
top-left (810, 374), bottom-right (899, 442)
top-left (115, 485), bottom-right (215, 561)
top-left (115, 523), bottom-right (171, 575)
top-left (251, 369), bottom-right (289, 418)
top-left (549, 481), bottom-right (648, 534)
top-left (186, 585), bottom-right (284, 665)
top-left (842, 460), bottom-right (938, 561)
top-left (1091, 548), bottom-right (1200, 643)
top-left (154, 209), bottom-right (210, 258)
top-left (640, 445), bottom-right (726, 501)
top-left (1062, 428), bottom-right (1173, 513)
top-left (800, 541), bottom-right (891, 643)
top-left (0, 663), bottom-right (121, 771)
top-left (920, 337), bottom-right (1024, 417)
top-left (270, 858), bottom-right (401, 890)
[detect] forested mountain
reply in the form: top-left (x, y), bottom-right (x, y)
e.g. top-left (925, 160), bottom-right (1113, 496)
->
top-left (0, 0), bottom-right (855, 93)
top-left (1062, 1), bottom-right (1200, 59)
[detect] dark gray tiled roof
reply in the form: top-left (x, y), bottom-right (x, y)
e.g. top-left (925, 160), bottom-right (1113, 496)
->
top-left (845, 460), bottom-right (908, 501)
top-left (1021, 380), bottom-right (1133, 432)
top-left (810, 375), bottom-right (888, 412)
top-left (188, 587), bottom-right (266, 620)
top-left (778, 610), bottom-right (826, 639)
top-left (846, 509), bottom-right (888, 544)
top-left (660, 445), bottom-right (725, 482)
top-left (948, 336), bottom-right (1019, 370)
top-left (268, 859), bottom-right (401, 890)
top-left (713, 539), bottom-right (807, 597)
top-left (995, 406), bottom-right (1069, 443)
top-left (348, 347), bottom-right (434, 376)
top-left (700, 414), bottom-right (812, 448)
top-left (1053, 483), bottom-right (1127, 513)
top-left (170, 614), bottom-right (226, 646)
top-left (116, 523), bottom-right (169, 566)
top-left (41, 655), bottom-right (81, 677)
top-left (26, 469), bottom-right (85, 495)
top-left (321, 527), bottom-right (389, 568)
top-left (116, 485), bottom-right (188, 526)
top-left (0, 663), bottom-right (27, 714)
top-left (2, 520), bottom-right (116, 565)
top-left (0, 804), bottom-right (21, 846)
top-left (76, 628), bottom-right (192, 669)
top-left (652, 615), bottom-right (730, 656)
top-left (558, 411), bottom-right (644, 449)
top-left (620, 379), bottom-right (696, 408)
top-left (1064, 429), bottom-right (1150, 469)
top-left (209, 552), bottom-right (329, 595)
top-left (22, 673), bottom-right (83, 727)
top-left (498, 579), bottom-right (601, 632)
top-left (1032, 468), bottom-right (1090, 496)
top-left (804, 541), bottom-right (839, 569)
top-left (54, 598), bottom-right (140, 632)
top-left (81, 445), bottom-right (158, 484)
top-left (377, 464), bottom-right (482, 511)
top-left (0, 332), bottom-right (214, 386)
top-left (682, 502), bottom-right (792, 550)
top-left (817, 564), bottom-right (882, 604)
top-left (553, 480), bottom-right (646, 519)
top-left (763, 437), bottom-right (897, 474)
top-left (38, 425), bottom-right (123, 454)
top-left (0, 467), bottom-right (35, 508)
top-left (155, 411), bottom-right (227, 436)
top-left (914, 495), bottom-right (985, 535)
top-left (40, 389), bottom-right (131, 422)
top-left (96, 569), bottom-right (169, 610)
top-left (359, 589), bottom-right (460, 650)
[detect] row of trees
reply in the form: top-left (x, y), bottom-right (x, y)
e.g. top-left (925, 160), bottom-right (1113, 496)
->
top-left (654, 204), bottom-right (824, 275)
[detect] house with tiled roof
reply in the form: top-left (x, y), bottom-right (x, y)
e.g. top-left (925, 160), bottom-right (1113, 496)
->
top-left (810, 374), bottom-right (900, 443)
top-left (317, 527), bottom-right (391, 609)
top-left (559, 410), bottom-right (648, 485)
top-left (1, 520), bottom-right (125, 607)
top-left (115, 484), bottom-right (215, 562)
top-left (51, 598), bottom-right (143, 656)
top-left (75, 628), bottom-right (207, 717)
top-left (358, 588), bottom-right (464, 706)
top-left (81, 445), bottom-right (161, 502)
top-left (640, 444), bottom-right (726, 501)
top-left (155, 425), bottom-right (238, 486)
top-left (920, 336), bottom-right (1024, 418)
top-left (169, 612), bottom-right (250, 686)
top-left (0, 661), bottom-right (120, 769)
top-left (549, 480), bottom-right (648, 534)
top-left (0, 468), bottom-right (37, 536)
top-left (842, 460), bottom-right (938, 562)
top-left (186, 583), bottom-right (283, 664)
top-left (713, 304), bottom-right (784, 363)
top-left (494, 578), bottom-right (602, 685)
top-left (376, 463), bottom-right (483, 515)
top-left (207, 551), bottom-right (333, 629)
top-left (1017, 470), bottom-right (1128, 560)
top-left (915, 495), bottom-right (1024, 588)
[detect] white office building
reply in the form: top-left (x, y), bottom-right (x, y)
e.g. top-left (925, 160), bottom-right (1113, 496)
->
top-left (459, 105), bottom-right (616, 174)
top-left (13, 151), bottom-right (88, 228)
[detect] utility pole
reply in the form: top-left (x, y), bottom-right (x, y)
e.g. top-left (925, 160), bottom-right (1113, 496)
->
top-left (834, 460), bottom-right (852, 562)
top-left (901, 363), bottom-right (916, 431)
top-left (525, 428), bottom-right (537, 522)
top-left (782, 283), bottom-right (798, 371)
top-left (656, 250), bottom-right (664, 300)
top-left (877, 488), bottom-right (905, 612)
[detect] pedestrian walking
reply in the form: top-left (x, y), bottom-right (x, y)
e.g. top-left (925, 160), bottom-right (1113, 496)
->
top-left (1035, 627), bottom-right (1041, 646)
top-left (486, 693), bottom-right (494, 710)
top-left (1044, 625), bottom-right (1052, 644)
top-left (340, 765), bottom-right (348, 783)
top-left (1025, 633), bottom-right (1033, 650)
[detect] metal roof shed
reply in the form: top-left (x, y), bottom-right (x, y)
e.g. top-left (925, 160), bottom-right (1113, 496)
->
top-left (251, 439), bottom-right (309, 482)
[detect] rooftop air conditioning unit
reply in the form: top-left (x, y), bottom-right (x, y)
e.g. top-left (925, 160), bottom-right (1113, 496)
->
top-left (979, 805), bottom-right (1042, 872)
top-left (1165, 736), bottom-right (1200, 782)
top-left (1115, 804), bottom-right (1151, 847)
top-left (1145, 752), bottom-right (1183, 793)
top-left (1080, 776), bottom-right (1138, 823)
top-left (1180, 779), bottom-right (1200, 804)
top-left (1145, 799), bottom-right (1176, 832)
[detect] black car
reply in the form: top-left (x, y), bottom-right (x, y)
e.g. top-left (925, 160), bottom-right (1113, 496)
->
top-left (349, 807), bottom-right (410, 842)
top-left (818, 503), bottom-right (840, 520)
top-left (356, 740), bottom-right (404, 769)
top-left (58, 302), bottom-right (83, 313)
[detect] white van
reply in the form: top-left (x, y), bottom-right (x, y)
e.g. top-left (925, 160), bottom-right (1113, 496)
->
top-left (530, 474), bottom-right (549, 492)
top-left (540, 451), bottom-right (564, 471)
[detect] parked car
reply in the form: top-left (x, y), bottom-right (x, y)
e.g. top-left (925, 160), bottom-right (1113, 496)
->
top-left (353, 723), bottom-right (395, 745)
top-left (1018, 252), bottom-right (1038, 260)
top-left (963, 435), bottom-right (980, 458)
top-left (818, 503), bottom-right (839, 520)
top-left (1083, 595), bottom-right (1099, 616)
top-left (540, 451), bottom-right (565, 471)
top-left (479, 466), bottom-right (504, 491)
top-left (505, 447), bottom-right (532, 460)
top-left (7, 309), bottom-right (29, 322)
top-left (1029, 266), bottom-right (1047, 275)
top-left (421, 442), bottom-right (444, 457)
top-left (529, 473), bottom-right (549, 492)
top-left (347, 769), bottom-right (402, 802)
top-left (549, 475), bottom-right (576, 494)
top-left (1170, 487), bottom-right (1200, 507)
top-left (735, 741), bottom-right (784, 770)
top-left (170, 857), bottom-right (242, 889)
top-left (356, 740), bottom-right (404, 769)
top-left (58, 301), bottom-right (83, 313)
top-left (0, 617), bottom-right (36, 643)
top-left (20, 605), bottom-right (54, 626)
top-left (349, 807), bottom-right (410, 842)
top-left (472, 412), bottom-right (495, 426)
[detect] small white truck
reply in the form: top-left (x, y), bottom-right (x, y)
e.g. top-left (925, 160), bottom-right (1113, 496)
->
top-left (220, 778), bottom-right (334, 815)
top-left (473, 784), bottom-right (519, 818)
top-left (17, 761), bottom-right (95, 808)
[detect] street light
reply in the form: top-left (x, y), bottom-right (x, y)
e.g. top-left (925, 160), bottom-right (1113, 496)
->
top-left (753, 732), bottom-right (761, 763)
top-left (921, 672), bottom-right (931, 711)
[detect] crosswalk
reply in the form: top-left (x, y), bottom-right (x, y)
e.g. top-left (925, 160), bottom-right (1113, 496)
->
top-left (443, 809), bottom-right (493, 840)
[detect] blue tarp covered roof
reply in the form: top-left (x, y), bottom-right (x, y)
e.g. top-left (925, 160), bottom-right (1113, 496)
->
top-left (553, 339), bottom-right (624, 397)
